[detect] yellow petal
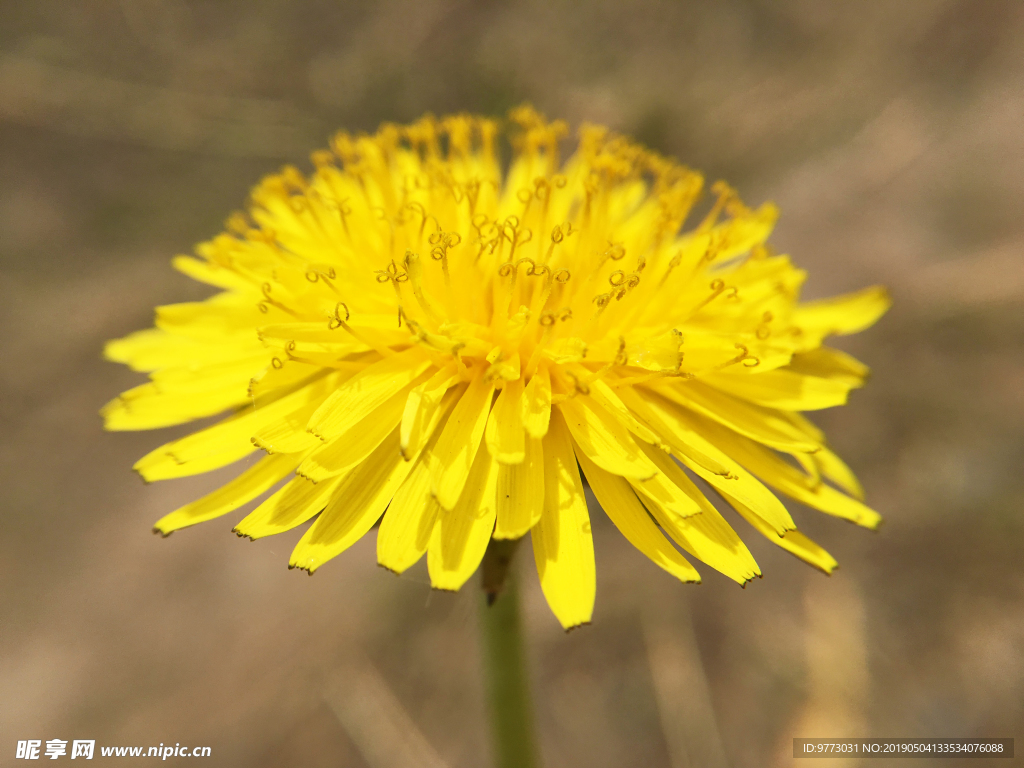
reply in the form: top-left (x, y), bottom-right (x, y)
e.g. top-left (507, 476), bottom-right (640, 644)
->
top-left (794, 451), bottom-right (822, 486)
top-left (247, 360), bottom-right (324, 402)
top-left (485, 377), bottom-right (526, 463)
top-left (155, 295), bottom-right (265, 339)
top-left (101, 378), bottom-right (250, 431)
top-left (650, 379), bottom-right (821, 453)
top-left (136, 448), bottom-right (255, 482)
top-left (494, 437), bottom-right (544, 539)
top-left (531, 410), bottom-right (595, 630)
top-left (400, 363), bottom-right (459, 458)
top-left (298, 374), bottom-right (424, 482)
top-left (722, 490), bottom-right (838, 574)
top-left (154, 452), bottom-right (299, 534)
top-left (290, 428), bottom-right (417, 573)
top-left (376, 389), bottom-right (462, 573)
top-left (705, 202), bottom-right (778, 266)
top-left (230, 379), bottom-right (345, 448)
top-left (702, 368), bottom-right (854, 411)
top-left (428, 446), bottom-right (498, 590)
top-left (779, 410), bottom-right (825, 442)
top-left (522, 365), bottom-right (551, 439)
top-left (814, 446), bottom-right (865, 500)
top-left (430, 372), bottom-right (495, 510)
top-left (794, 285), bottom-right (891, 338)
top-left (634, 391), bottom-right (796, 534)
top-left (259, 314), bottom-right (408, 343)
top-left (251, 417), bottom-right (321, 455)
top-left (132, 351), bottom-right (268, 391)
top-left (135, 374), bottom-right (338, 480)
top-left (233, 473), bottom-right (342, 539)
top-left (307, 348), bottom-right (432, 441)
top-left (172, 255), bottom-right (254, 291)
top-left (557, 396), bottom-right (658, 480)
top-left (104, 328), bottom-right (257, 372)
top-left (689, 413), bottom-right (881, 529)
top-left (575, 449), bottom-right (699, 584)
top-left (259, 344), bottom-right (370, 370)
top-left (574, 373), bottom-right (663, 446)
top-left (630, 441), bottom-right (703, 519)
top-left (542, 337), bottom-right (588, 364)
top-left (376, 456), bottom-right (441, 574)
top-left (616, 385), bottom-right (733, 477)
top-left (642, 484), bottom-right (761, 585)
top-left (787, 347), bottom-right (869, 387)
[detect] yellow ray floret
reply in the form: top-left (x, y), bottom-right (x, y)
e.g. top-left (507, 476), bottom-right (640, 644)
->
top-left (104, 106), bottom-right (888, 628)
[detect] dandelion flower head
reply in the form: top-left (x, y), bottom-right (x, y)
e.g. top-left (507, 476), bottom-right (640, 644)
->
top-left (103, 106), bottom-right (889, 629)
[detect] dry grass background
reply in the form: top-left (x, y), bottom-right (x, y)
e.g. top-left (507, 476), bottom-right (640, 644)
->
top-left (1, 2), bottom-right (1022, 766)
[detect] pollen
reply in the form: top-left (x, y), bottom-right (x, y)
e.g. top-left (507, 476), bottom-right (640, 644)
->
top-left (102, 106), bottom-right (890, 629)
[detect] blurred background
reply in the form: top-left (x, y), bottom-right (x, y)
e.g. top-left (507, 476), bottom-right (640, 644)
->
top-left (2, 1), bottom-right (1022, 766)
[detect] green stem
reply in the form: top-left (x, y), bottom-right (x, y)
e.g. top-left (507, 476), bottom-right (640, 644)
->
top-left (480, 554), bottom-right (539, 768)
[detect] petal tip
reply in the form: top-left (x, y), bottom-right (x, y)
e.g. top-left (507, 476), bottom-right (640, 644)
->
top-left (563, 620), bottom-right (592, 634)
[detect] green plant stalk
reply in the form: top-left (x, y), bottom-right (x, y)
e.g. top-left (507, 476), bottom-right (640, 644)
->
top-left (480, 556), bottom-right (538, 768)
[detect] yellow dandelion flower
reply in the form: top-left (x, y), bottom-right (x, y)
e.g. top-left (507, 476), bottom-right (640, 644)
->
top-left (103, 106), bottom-right (889, 629)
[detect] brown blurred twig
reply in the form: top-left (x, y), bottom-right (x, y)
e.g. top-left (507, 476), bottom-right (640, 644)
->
top-left (324, 653), bottom-right (450, 768)
top-left (781, 577), bottom-right (869, 768)
top-left (642, 602), bottom-right (730, 768)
